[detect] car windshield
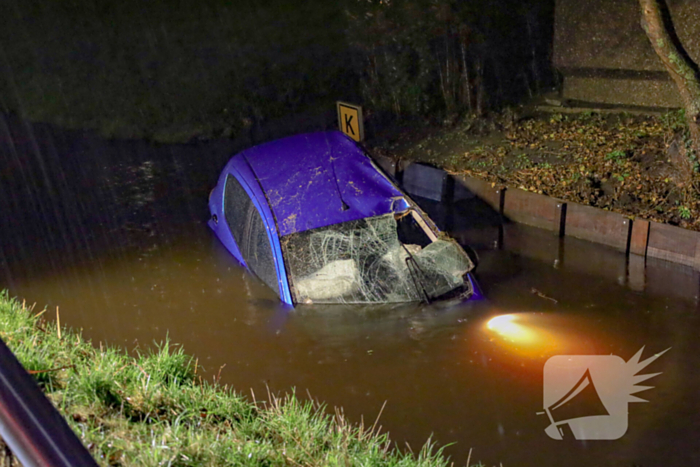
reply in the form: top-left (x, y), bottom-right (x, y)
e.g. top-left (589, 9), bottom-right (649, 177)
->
top-left (280, 212), bottom-right (474, 304)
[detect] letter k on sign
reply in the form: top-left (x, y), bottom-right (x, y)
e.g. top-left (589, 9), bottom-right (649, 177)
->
top-left (337, 102), bottom-right (364, 142)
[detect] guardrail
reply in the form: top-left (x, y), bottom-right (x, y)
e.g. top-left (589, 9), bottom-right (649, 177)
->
top-left (0, 338), bottom-right (97, 467)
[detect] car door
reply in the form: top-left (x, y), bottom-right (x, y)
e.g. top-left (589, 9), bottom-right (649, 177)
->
top-left (223, 174), bottom-right (279, 295)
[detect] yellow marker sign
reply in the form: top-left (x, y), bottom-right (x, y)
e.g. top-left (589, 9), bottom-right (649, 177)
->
top-left (337, 101), bottom-right (364, 142)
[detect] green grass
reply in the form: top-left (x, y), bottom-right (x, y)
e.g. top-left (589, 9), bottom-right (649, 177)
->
top-left (0, 291), bottom-right (476, 466)
top-left (604, 150), bottom-right (628, 164)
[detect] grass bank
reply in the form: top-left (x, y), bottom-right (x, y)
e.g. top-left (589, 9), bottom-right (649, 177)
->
top-left (0, 291), bottom-right (468, 466)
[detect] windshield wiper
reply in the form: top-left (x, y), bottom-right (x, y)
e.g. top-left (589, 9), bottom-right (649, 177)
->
top-left (403, 245), bottom-right (431, 304)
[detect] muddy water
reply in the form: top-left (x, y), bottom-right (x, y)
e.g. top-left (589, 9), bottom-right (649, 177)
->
top-left (2, 114), bottom-right (700, 466)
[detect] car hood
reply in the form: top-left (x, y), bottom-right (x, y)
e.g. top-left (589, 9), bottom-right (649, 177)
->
top-left (238, 131), bottom-right (406, 236)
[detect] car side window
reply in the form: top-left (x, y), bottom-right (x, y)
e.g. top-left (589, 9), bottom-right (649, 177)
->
top-left (224, 174), bottom-right (279, 295)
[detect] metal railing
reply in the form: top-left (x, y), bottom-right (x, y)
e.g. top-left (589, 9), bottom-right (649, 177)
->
top-left (0, 338), bottom-right (97, 467)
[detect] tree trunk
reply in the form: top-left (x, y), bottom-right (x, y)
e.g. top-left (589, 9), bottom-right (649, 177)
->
top-left (639, 0), bottom-right (700, 179)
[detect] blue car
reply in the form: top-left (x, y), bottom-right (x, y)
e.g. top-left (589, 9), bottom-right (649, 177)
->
top-left (208, 131), bottom-right (479, 306)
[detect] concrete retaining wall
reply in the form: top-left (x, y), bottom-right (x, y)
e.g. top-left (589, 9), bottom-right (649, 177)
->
top-left (451, 175), bottom-right (502, 212)
top-left (647, 221), bottom-right (700, 269)
top-left (503, 188), bottom-right (564, 234)
top-left (564, 202), bottom-right (631, 252)
top-left (373, 154), bottom-right (700, 272)
top-left (402, 163), bottom-right (447, 202)
top-left (553, 0), bottom-right (700, 108)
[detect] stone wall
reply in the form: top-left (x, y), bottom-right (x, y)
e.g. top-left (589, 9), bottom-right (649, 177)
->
top-left (554, 0), bottom-right (700, 108)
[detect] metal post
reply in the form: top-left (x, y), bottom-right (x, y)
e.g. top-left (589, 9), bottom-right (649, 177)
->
top-left (0, 338), bottom-right (97, 467)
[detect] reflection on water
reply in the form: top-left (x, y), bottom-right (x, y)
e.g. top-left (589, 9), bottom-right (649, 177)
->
top-left (487, 314), bottom-right (543, 347)
top-left (2, 115), bottom-right (700, 466)
top-left (482, 312), bottom-right (600, 360)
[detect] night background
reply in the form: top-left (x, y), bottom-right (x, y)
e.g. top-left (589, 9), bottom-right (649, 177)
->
top-left (0, 0), bottom-right (555, 142)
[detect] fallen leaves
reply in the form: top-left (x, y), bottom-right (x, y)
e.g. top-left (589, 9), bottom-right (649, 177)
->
top-left (374, 111), bottom-right (700, 230)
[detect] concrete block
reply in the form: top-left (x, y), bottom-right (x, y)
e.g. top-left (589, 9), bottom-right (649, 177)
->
top-left (647, 221), bottom-right (700, 269)
top-left (401, 163), bottom-right (446, 202)
top-left (502, 188), bottom-right (565, 234)
top-left (564, 203), bottom-right (631, 252)
top-left (371, 154), bottom-right (396, 177)
top-left (562, 76), bottom-right (681, 108)
top-left (394, 158), bottom-right (413, 184)
top-left (630, 219), bottom-right (650, 257)
top-left (452, 175), bottom-right (503, 213)
top-left (502, 224), bottom-right (563, 266)
top-left (554, 0), bottom-right (699, 108)
top-left (452, 175), bottom-right (477, 201)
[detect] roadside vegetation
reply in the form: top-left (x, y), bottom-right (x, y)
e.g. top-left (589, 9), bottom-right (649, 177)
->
top-left (0, 0), bottom-right (353, 143)
top-left (370, 109), bottom-right (700, 231)
top-left (0, 291), bottom-right (472, 467)
top-left (0, 0), bottom-right (551, 143)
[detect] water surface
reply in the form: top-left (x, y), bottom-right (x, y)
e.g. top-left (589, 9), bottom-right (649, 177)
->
top-left (1, 114), bottom-right (699, 466)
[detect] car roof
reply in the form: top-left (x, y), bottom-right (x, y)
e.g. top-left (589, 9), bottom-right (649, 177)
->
top-left (235, 131), bottom-right (406, 236)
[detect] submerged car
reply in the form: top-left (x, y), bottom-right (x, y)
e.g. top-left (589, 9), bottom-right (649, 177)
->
top-left (208, 131), bottom-right (479, 306)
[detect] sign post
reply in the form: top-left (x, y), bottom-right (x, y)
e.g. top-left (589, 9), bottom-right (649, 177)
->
top-left (336, 101), bottom-right (364, 142)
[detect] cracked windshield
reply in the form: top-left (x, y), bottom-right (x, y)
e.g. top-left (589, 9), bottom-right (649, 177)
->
top-left (282, 213), bottom-right (474, 304)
